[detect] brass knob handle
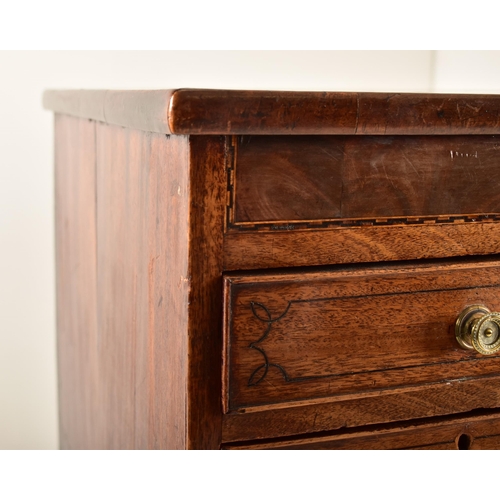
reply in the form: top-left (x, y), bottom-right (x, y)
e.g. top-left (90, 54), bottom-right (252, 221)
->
top-left (455, 305), bottom-right (500, 355)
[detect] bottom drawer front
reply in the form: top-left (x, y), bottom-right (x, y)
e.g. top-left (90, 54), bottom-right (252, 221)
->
top-left (223, 259), bottom-right (500, 412)
top-left (224, 412), bottom-right (500, 450)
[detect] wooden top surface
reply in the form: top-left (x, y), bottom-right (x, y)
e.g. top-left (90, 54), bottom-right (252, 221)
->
top-left (43, 89), bottom-right (500, 135)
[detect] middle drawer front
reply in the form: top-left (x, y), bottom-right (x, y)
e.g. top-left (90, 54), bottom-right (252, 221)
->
top-left (223, 258), bottom-right (500, 414)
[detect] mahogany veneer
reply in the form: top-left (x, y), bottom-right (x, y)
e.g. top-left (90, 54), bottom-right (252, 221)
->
top-left (44, 89), bottom-right (500, 449)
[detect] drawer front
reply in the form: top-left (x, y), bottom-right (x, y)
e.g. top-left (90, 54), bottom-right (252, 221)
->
top-left (223, 412), bottom-right (500, 450)
top-left (224, 135), bottom-right (500, 271)
top-left (223, 258), bottom-right (500, 413)
top-left (230, 135), bottom-right (500, 227)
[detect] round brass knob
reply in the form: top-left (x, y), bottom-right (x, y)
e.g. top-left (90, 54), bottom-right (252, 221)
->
top-left (455, 305), bottom-right (500, 355)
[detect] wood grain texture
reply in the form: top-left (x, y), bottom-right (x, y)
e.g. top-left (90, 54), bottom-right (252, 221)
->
top-left (54, 114), bottom-right (100, 449)
top-left (223, 411), bottom-right (500, 449)
top-left (95, 124), bottom-right (191, 449)
top-left (55, 119), bottom-right (226, 448)
top-left (51, 90), bottom-right (500, 450)
top-left (185, 136), bottom-right (226, 449)
top-left (44, 89), bottom-right (500, 135)
top-left (232, 135), bottom-right (500, 224)
top-left (166, 90), bottom-right (500, 135)
top-left (222, 375), bottom-right (500, 442)
top-left (224, 222), bottom-right (500, 270)
top-left (223, 259), bottom-right (500, 411)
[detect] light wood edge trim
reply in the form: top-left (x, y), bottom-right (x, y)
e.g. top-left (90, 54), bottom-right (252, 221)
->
top-left (43, 89), bottom-right (175, 134)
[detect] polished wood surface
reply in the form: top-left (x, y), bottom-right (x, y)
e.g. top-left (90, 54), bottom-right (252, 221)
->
top-left (223, 258), bottom-right (500, 412)
top-left (49, 89), bottom-right (500, 449)
top-left (54, 116), bottom-right (223, 449)
top-left (55, 115), bottom-right (100, 448)
top-left (56, 117), bottom-right (192, 448)
top-left (233, 135), bottom-right (500, 223)
top-left (223, 411), bottom-right (500, 449)
top-left (185, 136), bottom-right (226, 449)
top-left (222, 375), bottom-right (500, 442)
top-left (44, 89), bottom-right (500, 135)
top-left (94, 123), bottom-right (191, 449)
top-left (224, 223), bottom-right (500, 270)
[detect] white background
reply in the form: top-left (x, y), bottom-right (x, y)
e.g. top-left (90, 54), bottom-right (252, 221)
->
top-left (2, 50), bottom-right (500, 450)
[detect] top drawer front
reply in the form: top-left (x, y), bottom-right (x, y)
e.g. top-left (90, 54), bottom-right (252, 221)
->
top-left (230, 135), bottom-right (500, 228)
top-left (224, 135), bottom-right (500, 270)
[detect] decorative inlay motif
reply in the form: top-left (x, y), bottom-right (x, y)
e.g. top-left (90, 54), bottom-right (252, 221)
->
top-left (248, 301), bottom-right (292, 386)
top-left (231, 214), bottom-right (500, 232)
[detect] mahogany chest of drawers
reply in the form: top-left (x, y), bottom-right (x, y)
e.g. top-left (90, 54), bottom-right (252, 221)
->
top-left (44, 89), bottom-right (500, 449)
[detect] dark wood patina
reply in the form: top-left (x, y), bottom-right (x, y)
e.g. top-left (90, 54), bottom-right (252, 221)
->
top-left (45, 89), bottom-right (500, 449)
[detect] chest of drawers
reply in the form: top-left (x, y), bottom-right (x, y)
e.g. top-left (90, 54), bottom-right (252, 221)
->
top-left (44, 89), bottom-right (500, 449)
